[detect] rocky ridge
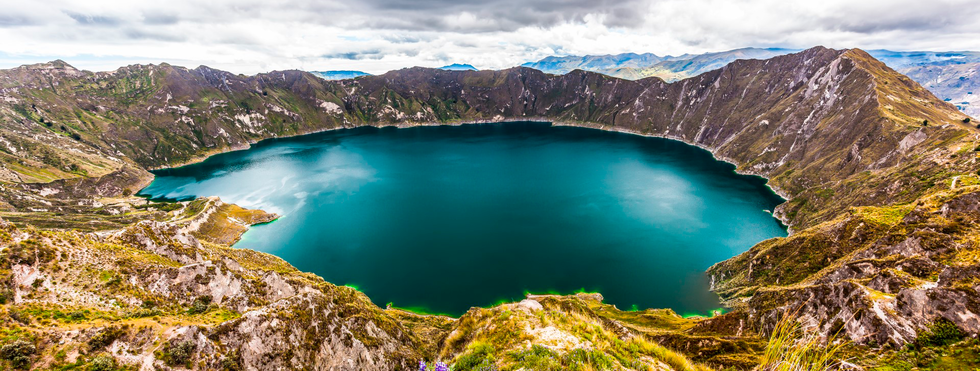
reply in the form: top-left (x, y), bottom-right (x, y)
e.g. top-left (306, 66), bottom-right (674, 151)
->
top-left (0, 47), bottom-right (977, 369)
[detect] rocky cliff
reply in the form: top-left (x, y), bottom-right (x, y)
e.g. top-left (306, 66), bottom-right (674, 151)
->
top-left (0, 47), bottom-right (971, 228)
top-left (0, 47), bottom-right (978, 370)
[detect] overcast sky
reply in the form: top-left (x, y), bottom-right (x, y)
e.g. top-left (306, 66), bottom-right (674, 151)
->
top-left (1, 0), bottom-right (978, 74)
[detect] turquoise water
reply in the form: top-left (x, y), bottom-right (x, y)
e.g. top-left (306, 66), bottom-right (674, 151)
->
top-left (140, 122), bottom-right (786, 316)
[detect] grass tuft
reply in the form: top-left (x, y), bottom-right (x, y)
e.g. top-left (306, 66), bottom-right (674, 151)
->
top-left (757, 314), bottom-right (847, 371)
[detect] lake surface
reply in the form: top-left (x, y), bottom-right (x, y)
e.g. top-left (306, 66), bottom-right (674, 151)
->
top-left (140, 122), bottom-right (786, 316)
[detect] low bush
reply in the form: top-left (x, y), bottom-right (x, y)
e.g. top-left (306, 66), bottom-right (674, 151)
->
top-left (188, 295), bottom-right (213, 315)
top-left (86, 354), bottom-right (118, 371)
top-left (88, 326), bottom-right (125, 351)
top-left (0, 339), bottom-right (36, 370)
top-left (158, 340), bottom-right (196, 367)
top-left (916, 318), bottom-right (965, 347)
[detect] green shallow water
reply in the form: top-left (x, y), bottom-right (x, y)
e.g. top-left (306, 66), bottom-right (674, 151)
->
top-left (140, 122), bottom-right (786, 316)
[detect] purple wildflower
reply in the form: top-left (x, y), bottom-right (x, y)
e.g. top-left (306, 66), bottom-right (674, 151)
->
top-left (419, 360), bottom-right (427, 371)
top-left (434, 362), bottom-right (450, 371)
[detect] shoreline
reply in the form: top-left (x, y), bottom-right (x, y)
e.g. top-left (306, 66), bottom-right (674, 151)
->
top-left (145, 118), bottom-right (795, 233)
top-left (137, 119), bottom-right (795, 318)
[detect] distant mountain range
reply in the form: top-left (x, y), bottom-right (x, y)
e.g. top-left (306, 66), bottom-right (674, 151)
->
top-left (865, 50), bottom-right (980, 69)
top-left (521, 48), bottom-right (980, 117)
top-left (866, 50), bottom-right (980, 117)
top-left (438, 63), bottom-right (477, 71)
top-left (2, 47), bottom-right (980, 369)
top-left (309, 70), bottom-right (371, 80)
top-left (309, 64), bottom-right (477, 81)
top-left (521, 47), bottom-right (797, 81)
top-left (307, 49), bottom-right (979, 117)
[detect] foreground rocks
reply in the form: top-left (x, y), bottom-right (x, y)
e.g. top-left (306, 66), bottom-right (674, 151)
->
top-left (0, 210), bottom-right (755, 370)
top-left (710, 186), bottom-right (980, 348)
top-left (0, 46), bottom-right (978, 369)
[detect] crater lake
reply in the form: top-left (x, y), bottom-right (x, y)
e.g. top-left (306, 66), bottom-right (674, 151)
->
top-left (140, 122), bottom-right (787, 316)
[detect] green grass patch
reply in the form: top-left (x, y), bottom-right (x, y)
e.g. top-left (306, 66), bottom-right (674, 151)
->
top-left (853, 203), bottom-right (915, 227)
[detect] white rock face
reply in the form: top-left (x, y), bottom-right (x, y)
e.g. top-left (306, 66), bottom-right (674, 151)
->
top-left (319, 100), bottom-right (343, 115)
top-left (517, 298), bottom-right (543, 312)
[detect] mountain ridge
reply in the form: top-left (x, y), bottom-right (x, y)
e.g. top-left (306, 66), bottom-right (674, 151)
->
top-left (0, 46), bottom-right (979, 369)
top-left (0, 47), bottom-right (972, 229)
top-left (521, 47), bottom-right (798, 81)
top-left (522, 47), bottom-right (980, 117)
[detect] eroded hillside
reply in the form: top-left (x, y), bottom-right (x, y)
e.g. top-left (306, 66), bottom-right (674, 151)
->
top-left (0, 47), bottom-right (978, 370)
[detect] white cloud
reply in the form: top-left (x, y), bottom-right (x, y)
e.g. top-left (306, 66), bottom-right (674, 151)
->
top-left (0, 0), bottom-right (977, 74)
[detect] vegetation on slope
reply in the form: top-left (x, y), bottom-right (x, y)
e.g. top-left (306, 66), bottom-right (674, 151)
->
top-left (0, 211), bottom-right (735, 370)
top-left (0, 47), bottom-right (978, 369)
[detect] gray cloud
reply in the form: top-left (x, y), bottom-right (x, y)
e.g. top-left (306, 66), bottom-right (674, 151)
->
top-left (141, 13), bottom-right (181, 26)
top-left (810, 1), bottom-right (980, 34)
top-left (0, 0), bottom-right (978, 75)
top-left (65, 12), bottom-right (123, 26)
top-left (0, 14), bottom-right (39, 27)
top-left (344, 0), bottom-right (647, 32)
top-left (124, 29), bottom-right (187, 42)
top-left (323, 51), bottom-right (385, 60)
top-left (381, 34), bottom-right (425, 44)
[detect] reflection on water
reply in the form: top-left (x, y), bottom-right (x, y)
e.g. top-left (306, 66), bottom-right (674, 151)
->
top-left (141, 122), bottom-right (786, 316)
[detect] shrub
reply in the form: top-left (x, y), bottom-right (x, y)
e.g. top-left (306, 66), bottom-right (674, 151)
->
top-left (505, 345), bottom-right (564, 371)
top-left (453, 343), bottom-right (496, 371)
top-left (964, 117), bottom-right (971, 123)
top-left (916, 318), bottom-right (965, 347)
top-left (159, 340), bottom-right (196, 367)
top-left (188, 295), bottom-right (213, 315)
top-left (220, 350), bottom-right (243, 371)
top-left (67, 311), bottom-right (87, 321)
top-left (562, 348), bottom-right (615, 370)
top-left (88, 326), bottom-right (125, 351)
top-left (126, 308), bottom-right (161, 318)
top-left (0, 339), bottom-right (36, 370)
top-left (86, 354), bottom-right (117, 371)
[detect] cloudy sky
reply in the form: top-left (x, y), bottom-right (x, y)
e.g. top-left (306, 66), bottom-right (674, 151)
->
top-left (1, 0), bottom-right (978, 74)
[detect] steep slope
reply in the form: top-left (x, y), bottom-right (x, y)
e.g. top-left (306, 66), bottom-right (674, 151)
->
top-left (0, 211), bottom-right (428, 370)
top-left (522, 48), bottom-right (980, 118)
top-left (709, 184), bottom-right (980, 348)
top-left (0, 47), bottom-right (978, 369)
top-left (326, 47), bottom-right (969, 228)
top-left (0, 48), bottom-right (972, 228)
top-left (0, 200), bottom-right (741, 370)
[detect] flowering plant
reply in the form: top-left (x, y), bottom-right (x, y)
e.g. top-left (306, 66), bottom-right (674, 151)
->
top-left (419, 360), bottom-right (450, 371)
